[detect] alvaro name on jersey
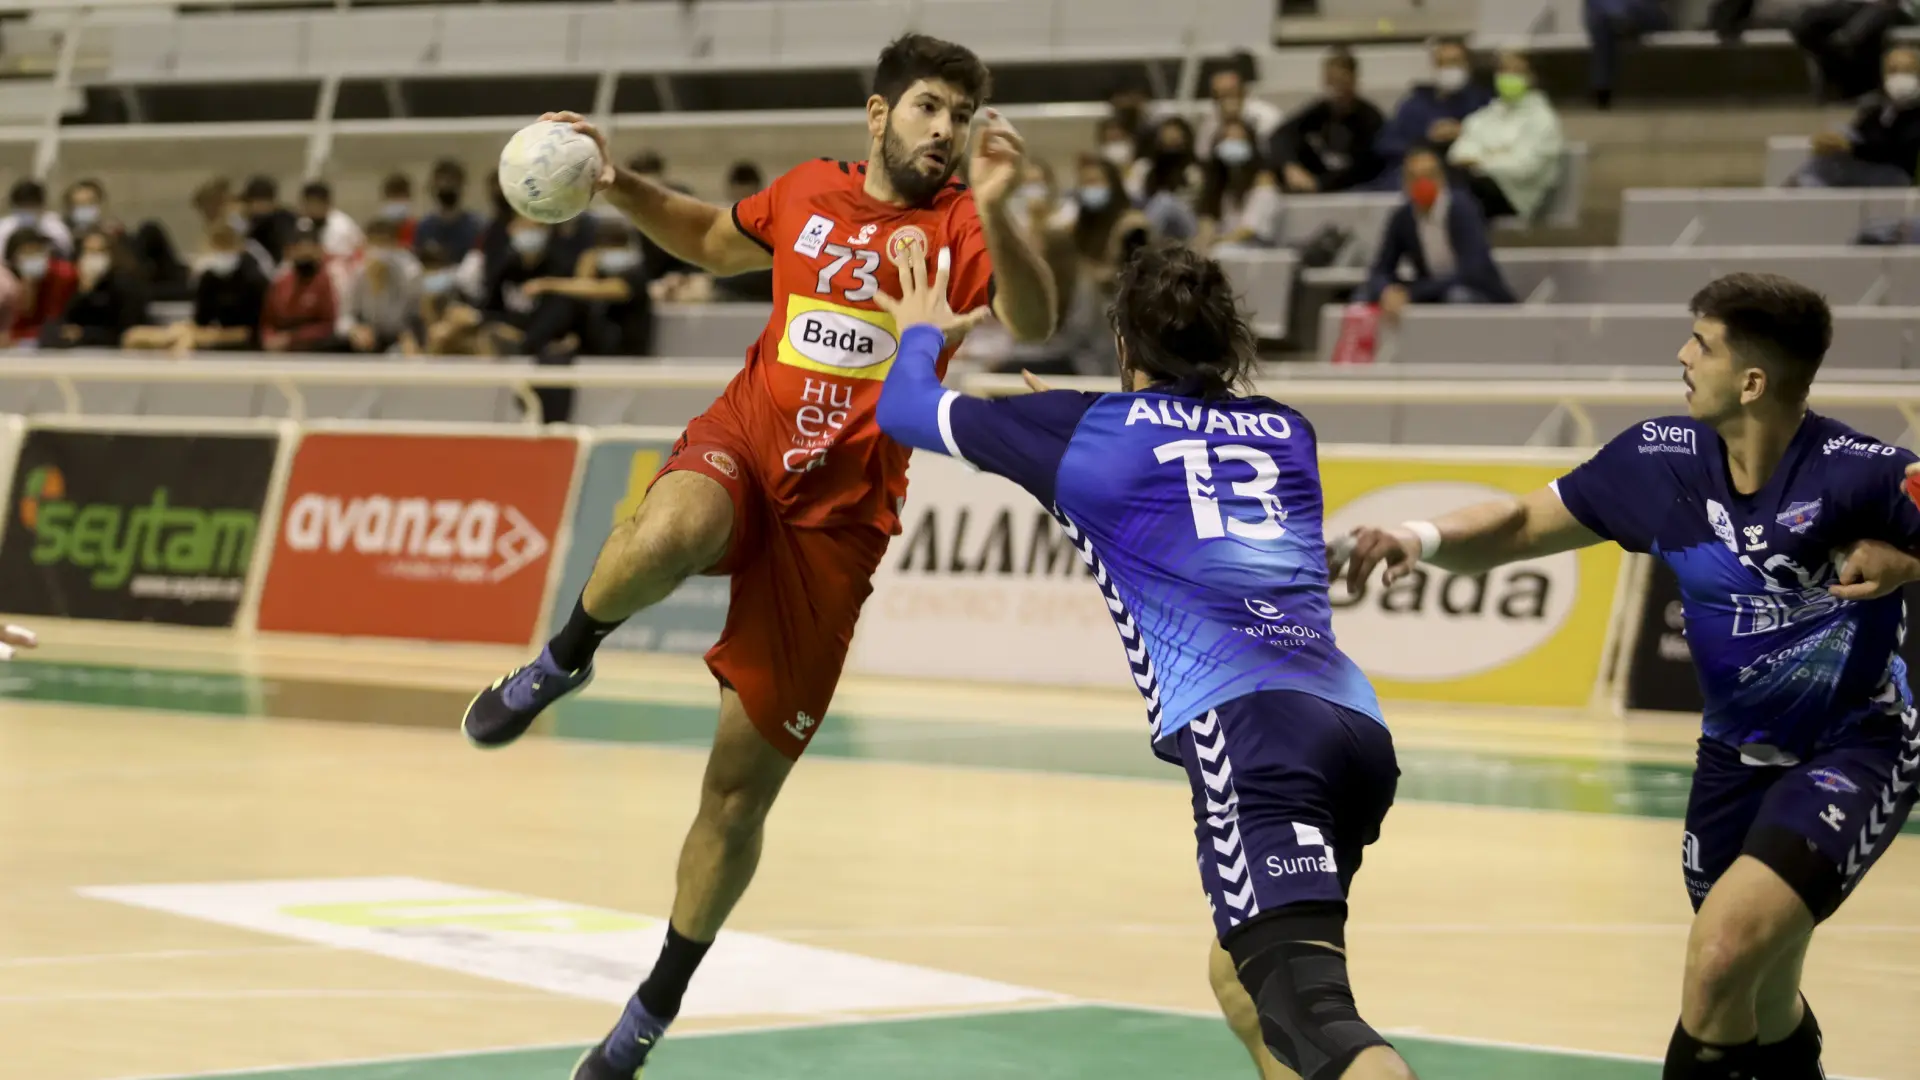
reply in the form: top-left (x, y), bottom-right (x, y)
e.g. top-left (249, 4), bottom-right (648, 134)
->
top-left (1556, 413), bottom-right (1920, 759)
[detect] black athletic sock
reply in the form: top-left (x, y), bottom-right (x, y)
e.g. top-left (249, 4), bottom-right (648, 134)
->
top-left (1760, 999), bottom-right (1824, 1079)
top-left (1664, 1021), bottom-right (1758, 1080)
top-left (547, 594), bottom-right (623, 672)
top-left (635, 923), bottom-right (713, 1021)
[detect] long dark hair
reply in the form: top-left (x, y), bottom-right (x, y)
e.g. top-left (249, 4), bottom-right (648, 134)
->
top-left (1198, 118), bottom-right (1260, 220)
top-left (1110, 241), bottom-right (1257, 401)
top-left (1070, 154), bottom-right (1128, 262)
top-left (1143, 117), bottom-right (1197, 198)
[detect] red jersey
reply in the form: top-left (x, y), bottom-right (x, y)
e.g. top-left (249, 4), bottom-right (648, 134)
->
top-left (726, 158), bottom-right (994, 532)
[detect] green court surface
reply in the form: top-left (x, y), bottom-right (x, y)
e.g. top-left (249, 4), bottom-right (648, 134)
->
top-left (7, 658), bottom-right (1914, 834)
top-left (151, 1006), bottom-right (1659, 1080)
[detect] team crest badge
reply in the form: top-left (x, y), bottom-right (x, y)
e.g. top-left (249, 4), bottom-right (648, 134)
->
top-left (886, 225), bottom-right (929, 269)
top-left (1706, 499), bottom-right (1738, 553)
top-left (703, 451), bottom-right (739, 479)
top-left (1776, 499), bottom-right (1822, 535)
top-left (1807, 767), bottom-right (1858, 795)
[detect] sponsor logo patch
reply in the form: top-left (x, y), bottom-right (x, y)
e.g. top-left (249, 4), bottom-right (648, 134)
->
top-left (887, 225), bottom-right (929, 269)
top-left (1808, 766), bottom-right (1859, 795)
top-left (1776, 499), bottom-right (1822, 535)
top-left (777, 295), bottom-right (900, 380)
top-left (794, 214), bottom-right (836, 259)
top-left (702, 451), bottom-right (739, 479)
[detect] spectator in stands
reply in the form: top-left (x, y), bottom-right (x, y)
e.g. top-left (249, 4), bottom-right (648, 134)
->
top-left (1197, 51), bottom-right (1285, 156)
top-left (1374, 36), bottom-right (1492, 184)
top-left (1012, 160), bottom-right (1076, 232)
top-left (724, 161), bottom-right (764, 205)
top-left (1789, 44), bottom-right (1920, 186)
top-left (1584, 0), bottom-right (1672, 109)
top-left (712, 163), bottom-right (776, 304)
top-left (299, 180), bottom-right (365, 261)
top-left (40, 231), bottom-right (148, 349)
top-left (622, 151), bottom-right (698, 291)
top-left (129, 221), bottom-right (269, 354)
top-left (260, 220), bottom-right (341, 353)
top-left (0, 180), bottom-right (74, 259)
top-left (1199, 118), bottom-right (1283, 248)
top-left (377, 173), bottom-right (418, 249)
top-left (4, 229), bottom-right (76, 347)
top-left (1133, 117), bottom-right (1202, 241)
top-left (243, 176), bottom-right (299, 264)
top-left (64, 178), bottom-right (183, 293)
top-left (1072, 154), bottom-right (1152, 284)
top-left (1794, 0), bottom-right (1916, 102)
top-left (1449, 49), bottom-right (1566, 222)
top-left (413, 159), bottom-right (483, 259)
top-left (1362, 146), bottom-right (1515, 320)
top-left (479, 214), bottom-right (573, 352)
top-left (515, 219), bottom-right (660, 421)
top-left (191, 177), bottom-right (275, 277)
top-left (1270, 46), bottom-right (1387, 194)
top-left (1097, 117), bottom-right (1140, 171)
top-left (407, 244), bottom-right (488, 357)
top-left (1107, 75), bottom-right (1158, 148)
top-left (343, 219), bottom-right (421, 354)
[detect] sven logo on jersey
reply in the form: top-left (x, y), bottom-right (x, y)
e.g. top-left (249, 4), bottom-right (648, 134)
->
top-left (779, 295), bottom-right (900, 380)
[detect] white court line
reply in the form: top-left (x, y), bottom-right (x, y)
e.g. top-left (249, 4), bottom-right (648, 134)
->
top-left (97, 999), bottom-right (1083, 1080)
top-left (757, 920), bottom-right (1920, 938)
top-left (0, 990), bottom-right (562, 1004)
top-left (0, 945), bottom-right (327, 968)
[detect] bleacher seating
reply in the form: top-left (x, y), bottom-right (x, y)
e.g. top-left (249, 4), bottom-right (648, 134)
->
top-left (1619, 188), bottom-right (1920, 247)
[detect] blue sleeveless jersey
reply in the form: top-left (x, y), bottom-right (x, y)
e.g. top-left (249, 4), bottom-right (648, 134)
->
top-left (878, 326), bottom-right (1382, 762)
top-left (1556, 412), bottom-right (1920, 759)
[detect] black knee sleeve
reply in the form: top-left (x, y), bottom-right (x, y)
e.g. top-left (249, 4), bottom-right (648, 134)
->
top-left (1761, 998), bottom-right (1824, 1080)
top-left (1226, 904), bottom-right (1390, 1080)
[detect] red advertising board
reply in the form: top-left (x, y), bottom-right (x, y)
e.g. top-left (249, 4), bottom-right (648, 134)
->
top-left (258, 433), bottom-right (578, 644)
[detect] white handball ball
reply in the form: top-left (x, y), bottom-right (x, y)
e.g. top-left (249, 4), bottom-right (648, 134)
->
top-left (499, 120), bottom-right (601, 224)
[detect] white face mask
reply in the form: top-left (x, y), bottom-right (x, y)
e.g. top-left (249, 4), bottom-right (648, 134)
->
top-left (1102, 140), bottom-right (1135, 167)
top-left (79, 251), bottom-right (111, 280)
top-left (1888, 72), bottom-right (1920, 102)
top-left (1434, 65), bottom-right (1469, 94)
top-left (200, 251), bottom-right (241, 277)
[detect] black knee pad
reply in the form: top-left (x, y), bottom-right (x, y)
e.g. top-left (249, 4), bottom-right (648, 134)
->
top-left (1225, 904), bottom-right (1390, 1080)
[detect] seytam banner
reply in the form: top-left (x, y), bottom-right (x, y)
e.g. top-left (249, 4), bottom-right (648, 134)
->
top-left (257, 433), bottom-right (577, 644)
top-left (1321, 451), bottom-right (1625, 708)
top-left (0, 429), bottom-right (277, 627)
top-left (847, 453), bottom-right (1128, 687)
top-left (551, 440), bottom-right (729, 656)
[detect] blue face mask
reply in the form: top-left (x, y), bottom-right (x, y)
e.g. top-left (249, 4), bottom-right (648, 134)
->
top-left (1079, 185), bottom-right (1113, 211)
top-left (597, 248), bottom-right (639, 275)
top-left (421, 270), bottom-right (454, 296)
top-left (16, 254), bottom-right (48, 280)
top-left (379, 201), bottom-right (411, 222)
top-left (510, 228), bottom-right (548, 255)
top-left (12, 211), bottom-right (36, 226)
top-left (70, 204), bottom-right (101, 228)
top-left (1215, 139), bottom-right (1254, 166)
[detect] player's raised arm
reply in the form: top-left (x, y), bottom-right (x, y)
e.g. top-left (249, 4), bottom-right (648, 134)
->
top-left (1341, 485), bottom-right (1601, 595)
top-left (968, 111), bottom-right (1058, 342)
top-left (547, 112), bottom-right (772, 278)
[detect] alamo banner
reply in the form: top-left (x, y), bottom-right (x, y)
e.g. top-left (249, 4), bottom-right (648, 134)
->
top-left (1321, 449), bottom-right (1627, 708)
top-left (0, 428), bottom-right (277, 627)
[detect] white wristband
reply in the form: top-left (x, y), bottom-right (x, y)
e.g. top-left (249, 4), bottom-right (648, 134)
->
top-left (1403, 520), bottom-right (1442, 560)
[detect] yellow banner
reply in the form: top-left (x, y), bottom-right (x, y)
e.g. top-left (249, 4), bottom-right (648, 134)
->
top-left (775, 295), bottom-right (900, 380)
top-left (1320, 453), bottom-right (1624, 708)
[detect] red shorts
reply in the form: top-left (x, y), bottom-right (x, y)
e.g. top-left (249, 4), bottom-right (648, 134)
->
top-left (654, 407), bottom-right (889, 760)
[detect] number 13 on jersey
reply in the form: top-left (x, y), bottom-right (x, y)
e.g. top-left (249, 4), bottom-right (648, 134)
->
top-left (1155, 439), bottom-right (1288, 540)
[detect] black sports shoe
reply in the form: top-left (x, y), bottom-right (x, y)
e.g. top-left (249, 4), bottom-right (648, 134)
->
top-left (461, 645), bottom-right (593, 748)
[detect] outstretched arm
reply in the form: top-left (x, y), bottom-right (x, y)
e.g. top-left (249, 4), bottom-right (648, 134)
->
top-left (548, 112), bottom-right (772, 278)
top-left (969, 111), bottom-right (1058, 342)
top-left (1340, 484), bottom-right (1602, 595)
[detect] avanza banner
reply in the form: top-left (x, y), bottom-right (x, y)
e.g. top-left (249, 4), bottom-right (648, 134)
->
top-left (0, 429), bottom-right (277, 627)
top-left (256, 433), bottom-right (577, 644)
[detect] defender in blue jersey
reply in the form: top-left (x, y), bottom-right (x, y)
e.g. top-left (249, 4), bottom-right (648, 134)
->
top-left (1344, 273), bottom-right (1920, 1080)
top-left (874, 242), bottom-right (1416, 1080)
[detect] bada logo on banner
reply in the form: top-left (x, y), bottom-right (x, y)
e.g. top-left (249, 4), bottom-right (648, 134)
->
top-left (258, 434), bottom-right (577, 644)
top-left (0, 430), bottom-right (277, 627)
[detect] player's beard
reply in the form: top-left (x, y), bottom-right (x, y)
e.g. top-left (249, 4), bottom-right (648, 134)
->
top-left (880, 120), bottom-right (955, 207)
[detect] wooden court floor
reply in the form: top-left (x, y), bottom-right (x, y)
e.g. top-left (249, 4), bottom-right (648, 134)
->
top-left (1, 621), bottom-right (1915, 1080)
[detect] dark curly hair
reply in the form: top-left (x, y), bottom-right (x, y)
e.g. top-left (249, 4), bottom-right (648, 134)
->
top-left (872, 33), bottom-right (991, 109)
top-left (1110, 241), bottom-right (1257, 401)
top-left (1689, 272), bottom-right (1832, 402)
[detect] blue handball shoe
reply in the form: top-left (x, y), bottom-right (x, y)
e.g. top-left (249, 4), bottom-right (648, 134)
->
top-left (461, 646), bottom-right (593, 748)
top-left (570, 996), bottom-right (671, 1079)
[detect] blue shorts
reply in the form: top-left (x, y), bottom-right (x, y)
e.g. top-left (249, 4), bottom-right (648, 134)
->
top-left (1684, 708), bottom-right (1920, 921)
top-left (1176, 689), bottom-right (1399, 941)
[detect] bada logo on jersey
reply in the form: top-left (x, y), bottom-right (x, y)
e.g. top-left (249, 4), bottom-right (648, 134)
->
top-left (779, 295), bottom-right (900, 380)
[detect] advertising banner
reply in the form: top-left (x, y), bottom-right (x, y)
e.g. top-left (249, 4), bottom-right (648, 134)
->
top-left (551, 439), bottom-right (730, 656)
top-left (846, 453), bottom-right (1129, 687)
top-left (0, 429), bottom-right (276, 627)
top-left (256, 433), bottom-right (576, 644)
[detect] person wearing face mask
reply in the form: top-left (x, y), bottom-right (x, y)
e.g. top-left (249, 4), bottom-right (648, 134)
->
top-left (1096, 117), bottom-right (1140, 174)
top-left (411, 159), bottom-right (483, 259)
top-left (1790, 45), bottom-right (1920, 187)
top-left (1447, 50), bottom-right (1565, 222)
top-left (299, 179), bottom-right (365, 262)
top-left (128, 222), bottom-right (271, 353)
top-left (1195, 53), bottom-right (1285, 158)
top-left (1361, 146), bottom-right (1514, 324)
top-left (343, 219), bottom-right (422, 354)
top-left (1793, 0), bottom-right (1919, 103)
top-left (403, 243), bottom-right (487, 357)
top-left (189, 177), bottom-right (277, 280)
top-left (1584, 0), bottom-right (1672, 110)
top-left (40, 231), bottom-right (148, 349)
top-left (1199, 120), bottom-right (1283, 249)
top-left (73, 177), bottom-right (185, 297)
top-left (378, 173), bottom-right (418, 250)
top-left (510, 219), bottom-right (659, 421)
top-left (241, 175), bottom-right (299, 264)
top-left (1270, 47), bottom-right (1386, 195)
top-left (260, 219), bottom-right (343, 353)
top-left (1131, 117), bottom-right (1202, 242)
top-left (1372, 37), bottom-right (1492, 188)
top-left (3, 230), bottom-right (77, 347)
top-left (0, 180), bottom-right (74, 261)
top-left (478, 214), bottom-right (574, 354)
